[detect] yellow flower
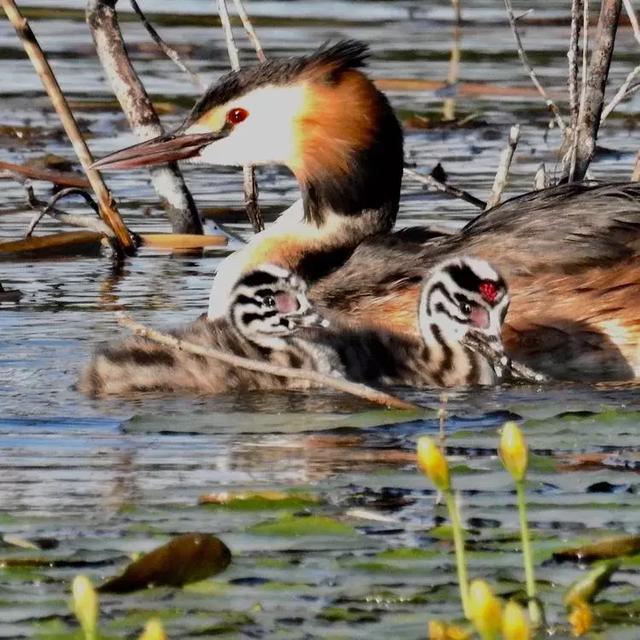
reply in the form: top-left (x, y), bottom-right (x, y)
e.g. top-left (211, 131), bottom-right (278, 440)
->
top-left (139, 618), bottom-right (167, 640)
top-left (428, 619), bottom-right (471, 640)
top-left (568, 601), bottom-right (593, 637)
top-left (417, 437), bottom-right (450, 491)
top-left (502, 600), bottom-right (531, 640)
top-left (499, 422), bottom-right (528, 481)
top-left (71, 575), bottom-right (98, 639)
top-left (468, 579), bottom-right (502, 640)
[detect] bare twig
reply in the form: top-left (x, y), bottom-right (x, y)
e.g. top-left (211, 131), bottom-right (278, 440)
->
top-left (217, 0), bottom-right (264, 232)
top-left (232, 0), bottom-right (266, 62)
top-left (568, 0), bottom-right (583, 131)
top-left (443, 23), bottom-right (461, 121)
top-left (632, 151), bottom-right (640, 181)
top-left (0, 160), bottom-right (91, 189)
top-left (24, 185), bottom-right (116, 239)
top-left (486, 124), bottom-right (520, 209)
top-left (570, 0), bottom-right (623, 181)
top-left (403, 168), bottom-right (486, 209)
top-left (462, 333), bottom-right (547, 383)
top-left (87, 0), bottom-right (204, 235)
top-left (533, 163), bottom-right (547, 190)
top-left (567, 0), bottom-right (590, 181)
top-left (503, 0), bottom-right (566, 132)
top-left (451, 0), bottom-right (461, 24)
top-left (601, 66), bottom-right (640, 121)
top-left (118, 313), bottom-right (420, 410)
top-left (623, 0), bottom-right (640, 45)
top-left (2, 0), bottom-right (134, 252)
top-left (129, 0), bottom-right (207, 91)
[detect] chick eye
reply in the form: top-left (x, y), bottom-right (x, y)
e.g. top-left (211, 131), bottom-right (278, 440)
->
top-left (460, 302), bottom-right (472, 315)
top-left (226, 107), bottom-right (249, 125)
top-left (263, 295), bottom-right (276, 308)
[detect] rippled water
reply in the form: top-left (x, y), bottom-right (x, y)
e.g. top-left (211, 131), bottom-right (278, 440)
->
top-left (1, 1), bottom-right (640, 637)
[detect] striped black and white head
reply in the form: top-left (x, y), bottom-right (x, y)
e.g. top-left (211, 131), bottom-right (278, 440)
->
top-left (419, 257), bottom-right (509, 346)
top-left (229, 264), bottom-right (328, 347)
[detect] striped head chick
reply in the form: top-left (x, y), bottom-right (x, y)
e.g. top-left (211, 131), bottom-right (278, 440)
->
top-left (419, 257), bottom-right (510, 385)
top-left (228, 264), bottom-right (328, 350)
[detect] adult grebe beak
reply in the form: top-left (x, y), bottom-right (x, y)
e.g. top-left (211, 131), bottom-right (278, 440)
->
top-left (91, 130), bottom-right (228, 171)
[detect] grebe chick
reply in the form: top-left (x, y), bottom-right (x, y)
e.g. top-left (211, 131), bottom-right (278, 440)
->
top-left (314, 257), bottom-right (509, 387)
top-left (80, 265), bottom-right (341, 396)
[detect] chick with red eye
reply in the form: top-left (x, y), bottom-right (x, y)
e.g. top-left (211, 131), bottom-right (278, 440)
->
top-left (226, 107), bottom-right (249, 125)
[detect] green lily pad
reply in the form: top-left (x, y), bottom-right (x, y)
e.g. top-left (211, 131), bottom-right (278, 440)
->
top-left (249, 515), bottom-right (356, 537)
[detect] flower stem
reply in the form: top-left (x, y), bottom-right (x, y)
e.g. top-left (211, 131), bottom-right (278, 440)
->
top-left (516, 479), bottom-right (543, 627)
top-left (444, 489), bottom-right (470, 619)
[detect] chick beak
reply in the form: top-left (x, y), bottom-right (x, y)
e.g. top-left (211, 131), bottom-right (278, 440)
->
top-left (91, 130), bottom-right (227, 171)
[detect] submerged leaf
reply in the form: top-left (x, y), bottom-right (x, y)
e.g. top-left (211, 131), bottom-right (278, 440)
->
top-left (554, 535), bottom-right (640, 563)
top-left (99, 533), bottom-right (231, 593)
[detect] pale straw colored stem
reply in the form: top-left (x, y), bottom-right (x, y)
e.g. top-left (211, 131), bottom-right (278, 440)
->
top-left (1, 0), bottom-right (134, 252)
top-left (117, 314), bottom-right (420, 411)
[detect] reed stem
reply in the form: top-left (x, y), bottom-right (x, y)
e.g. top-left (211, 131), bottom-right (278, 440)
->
top-left (444, 490), bottom-right (470, 619)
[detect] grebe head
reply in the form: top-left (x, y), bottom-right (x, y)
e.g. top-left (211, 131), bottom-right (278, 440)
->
top-left (419, 257), bottom-right (510, 346)
top-left (93, 40), bottom-right (403, 228)
top-left (228, 264), bottom-right (327, 346)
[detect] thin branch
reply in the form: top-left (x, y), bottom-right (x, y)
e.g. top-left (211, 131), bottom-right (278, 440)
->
top-left (87, 0), bottom-right (204, 235)
top-left (486, 124), bottom-right (520, 209)
top-left (462, 333), bottom-right (547, 383)
top-left (568, 0), bottom-right (583, 131)
top-left (24, 185), bottom-right (116, 239)
top-left (2, 0), bottom-right (134, 252)
top-left (0, 160), bottom-right (91, 189)
top-left (216, 0), bottom-right (264, 232)
top-left (232, 0), bottom-right (266, 62)
top-left (632, 151), bottom-right (640, 181)
top-left (567, 0), bottom-right (590, 181)
top-left (570, 0), bottom-right (623, 181)
top-left (118, 313), bottom-right (420, 411)
top-left (403, 167), bottom-right (486, 209)
top-left (129, 0), bottom-right (207, 91)
top-left (623, 0), bottom-right (640, 45)
top-left (503, 0), bottom-right (566, 131)
top-left (601, 66), bottom-right (640, 121)
top-left (533, 162), bottom-right (547, 190)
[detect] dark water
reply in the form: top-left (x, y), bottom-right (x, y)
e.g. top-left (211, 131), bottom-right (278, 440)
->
top-left (1, 1), bottom-right (640, 637)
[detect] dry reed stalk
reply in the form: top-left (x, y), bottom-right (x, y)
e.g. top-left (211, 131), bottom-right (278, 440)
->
top-left (87, 0), bottom-right (204, 235)
top-left (403, 168), bottom-right (486, 209)
top-left (0, 160), bottom-right (91, 189)
top-left (1, 0), bottom-right (135, 252)
top-left (486, 124), bottom-right (520, 209)
top-left (118, 313), bottom-right (421, 411)
top-left (217, 0), bottom-right (264, 232)
top-left (570, 0), bottom-right (622, 181)
top-left (503, 0), bottom-right (565, 132)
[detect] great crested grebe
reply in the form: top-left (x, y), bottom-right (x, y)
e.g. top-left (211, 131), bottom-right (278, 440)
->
top-left (80, 264), bottom-right (341, 395)
top-left (93, 41), bottom-right (640, 381)
top-left (81, 256), bottom-right (509, 395)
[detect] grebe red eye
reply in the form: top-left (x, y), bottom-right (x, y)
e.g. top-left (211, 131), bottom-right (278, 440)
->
top-left (226, 107), bottom-right (249, 125)
top-left (479, 281), bottom-right (499, 304)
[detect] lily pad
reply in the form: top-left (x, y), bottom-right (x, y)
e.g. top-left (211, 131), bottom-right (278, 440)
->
top-left (553, 535), bottom-right (640, 563)
top-left (249, 515), bottom-right (356, 537)
top-left (99, 533), bottom-right (231, 593)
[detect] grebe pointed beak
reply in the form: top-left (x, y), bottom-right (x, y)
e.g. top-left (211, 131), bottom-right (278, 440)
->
top-left (91, 129), bottom-right (228, 171)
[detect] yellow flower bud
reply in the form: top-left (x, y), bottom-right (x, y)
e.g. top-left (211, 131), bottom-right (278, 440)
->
top-left (428, 620), bottom-right (471, 640)
top-left (417, 437), bottom-right (450, 491)
top-left (568, 601), bottom-right (593, 637)
top-left (499, 422), bottom-right (528, 481)
top-left (468, 579), bottom-right (502, 640)
top-left (502, 600), bottom-right (531, 640)
top-left (139, 618), bottom-right (167, 640)
top-left (71, 575), bottom-right (98, 639)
